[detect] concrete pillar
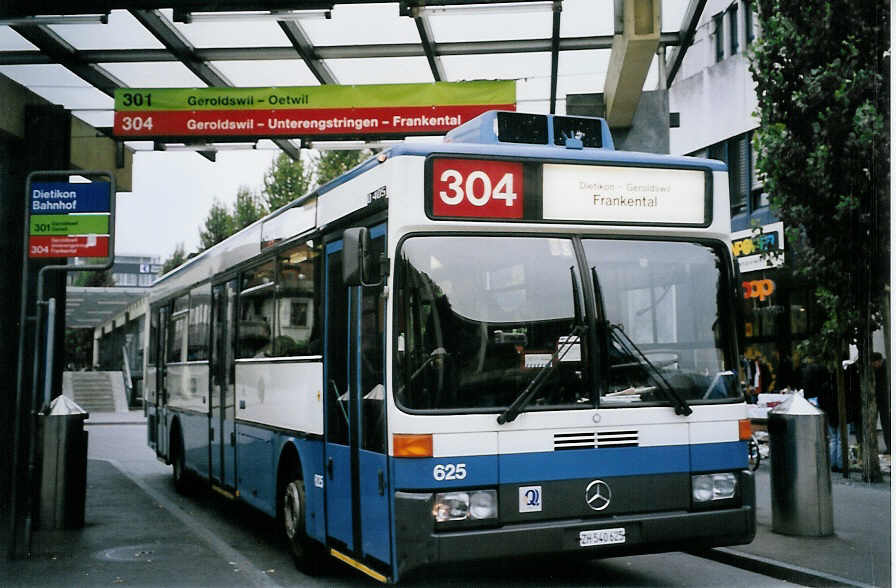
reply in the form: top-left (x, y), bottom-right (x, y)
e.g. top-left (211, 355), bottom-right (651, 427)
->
top-left (604, 0), bottom-right (662, 128)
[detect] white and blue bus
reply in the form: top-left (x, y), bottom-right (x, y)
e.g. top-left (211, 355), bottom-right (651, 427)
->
top-left (144, 111), bottom-right (755, 583)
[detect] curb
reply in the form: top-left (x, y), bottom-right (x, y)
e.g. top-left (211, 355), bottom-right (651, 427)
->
top-left (694, 547), bottom-right (876, 588)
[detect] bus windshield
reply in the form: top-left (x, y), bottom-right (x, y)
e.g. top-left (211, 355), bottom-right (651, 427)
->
top-left (395, 235), bottom-right (738, 413)
top-left (583, 238), bottom-right (737, 407)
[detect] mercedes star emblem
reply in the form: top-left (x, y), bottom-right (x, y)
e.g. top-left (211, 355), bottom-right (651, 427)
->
top-left (585, 479), bottom-right (612, 511)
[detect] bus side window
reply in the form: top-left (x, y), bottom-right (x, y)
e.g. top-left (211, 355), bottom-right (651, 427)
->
top-left (274, 242), bottom-right (321, 357)
top-left (238, 261), bottom-right (276, 358)
top-left (168, 295), bottom-right (188, 364)
top-left (188, 284), bottom-right (211, 361)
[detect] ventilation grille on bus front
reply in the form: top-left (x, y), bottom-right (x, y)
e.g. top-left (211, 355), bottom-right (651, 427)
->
top-left (553, 430), bottom-right (639, 450)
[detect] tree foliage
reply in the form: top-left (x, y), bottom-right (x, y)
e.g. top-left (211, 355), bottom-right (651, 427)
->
top-left (262, 152), bottom-right (314, 211)
top-left (193, 149), bottom-right (372, 255)
top-left (71, 268), bottom-right (115, 287)
top-left (751, 0), bottom-right (889, 480)
top-left (199, 197), bottom-right (234, 250)
top-left (314, 150), bottom-right (369, 186)
top-left (161, 242), bottom-right (188, 274)
top-left (232, 185), bottom-right (265, 230)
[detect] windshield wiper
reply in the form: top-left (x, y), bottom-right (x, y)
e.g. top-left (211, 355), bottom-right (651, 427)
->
top-left (607, 324), bottom-right (691, 416)
top-left (591, 267), bottom-right (692, 417)
top-left (498, 267), bottom-right (586, 425)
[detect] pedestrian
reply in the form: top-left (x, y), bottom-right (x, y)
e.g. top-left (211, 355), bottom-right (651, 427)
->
top-left (774, 350), bottom-right (796, 392)
top-left (872, 352), bottom-right (890, 454)
top-left (844, 359), bottom-right (862, 446)
top-left (801, 358), bottom-right (841, 470)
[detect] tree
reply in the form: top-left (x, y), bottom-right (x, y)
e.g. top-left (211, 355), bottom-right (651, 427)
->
top-left (262, 152), bottom-right (314, 211)
top-left (314, 150), bottom-right (370, 185)
top-left (232, 185), bottom-right (265, 230)
top-left (161, 242), bottom-right (188, 275)
top-left (199, 197), bottom-right (234, 250)
top-left (71, 268), bottom-right (115, 287)
top-left (751, 0), bottom-right (889, 480)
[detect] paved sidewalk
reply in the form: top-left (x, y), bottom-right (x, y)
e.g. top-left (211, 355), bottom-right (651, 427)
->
top-left (703, 463), bottom-right (891, 587)
top-left (1, 460), bottom-right (275, 587)
top-left (2, 413), bottom-right (891, 587)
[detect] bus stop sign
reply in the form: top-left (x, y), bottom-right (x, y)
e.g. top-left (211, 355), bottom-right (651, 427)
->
top-left (27, 178), bottom-right (113, 259)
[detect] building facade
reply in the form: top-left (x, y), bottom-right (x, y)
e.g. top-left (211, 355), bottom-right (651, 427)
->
top-left (668, 0), bottom-right (819, 394)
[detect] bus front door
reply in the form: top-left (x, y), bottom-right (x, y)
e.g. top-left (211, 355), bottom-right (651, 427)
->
top-left (324, 230), bottom-right (390, 568)
top-left (210, 280), bottom-right (237, 489)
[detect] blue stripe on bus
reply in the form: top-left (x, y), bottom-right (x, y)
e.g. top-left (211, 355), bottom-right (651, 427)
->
top-left (391, 442), bottom-right (747, 489)
top-left (691, 440), bottom-right (748, 472)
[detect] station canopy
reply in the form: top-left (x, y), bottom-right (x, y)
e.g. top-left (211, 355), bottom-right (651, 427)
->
top-left (1, 0), bottom-right (700, 329)
top-left (0, 0), bottom-right (699, 158)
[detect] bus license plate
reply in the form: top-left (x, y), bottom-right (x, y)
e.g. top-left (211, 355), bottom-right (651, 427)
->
top-left (579, 527), bottom-right (626, 547)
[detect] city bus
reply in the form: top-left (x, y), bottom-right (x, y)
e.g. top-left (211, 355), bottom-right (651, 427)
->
top-left (143, 110), bottom-right (756, 583)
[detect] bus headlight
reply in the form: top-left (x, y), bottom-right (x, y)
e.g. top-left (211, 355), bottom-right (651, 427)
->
top-left (692, 473), bottom-right (737, 502)
top-left (433, 490), bottom-right (498, 522)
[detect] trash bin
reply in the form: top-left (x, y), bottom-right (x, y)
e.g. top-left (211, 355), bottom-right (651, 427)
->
top-left (767, 394), bottom-right (833, 536)
top-left (40, 395), bottom-right (89, 529)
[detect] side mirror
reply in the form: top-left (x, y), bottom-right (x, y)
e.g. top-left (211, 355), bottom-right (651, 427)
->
top-left (344, 227), bottom-right (382, 287)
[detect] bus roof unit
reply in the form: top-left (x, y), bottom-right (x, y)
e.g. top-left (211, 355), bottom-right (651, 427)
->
top-left (444, 110), bottom-right (615, 150)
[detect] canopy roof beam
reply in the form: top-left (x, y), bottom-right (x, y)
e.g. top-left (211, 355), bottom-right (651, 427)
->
top-left (664, 0), bottom-right (706, 87)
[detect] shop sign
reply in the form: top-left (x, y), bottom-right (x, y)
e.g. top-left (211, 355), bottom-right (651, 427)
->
top-left (743, 278), bottom-right (776, 301)
top-left (731, 221), bottom-right (784, 273)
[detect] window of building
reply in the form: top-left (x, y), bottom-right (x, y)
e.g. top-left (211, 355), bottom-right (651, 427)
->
top-left (696, 136), bottom-right (751, 215)
top-left (728, 3), bottom-right (739, 55)
top-left (728, 135), bottom-right (749, 215)
top-left (790, 289), bottom-right (809, 336)
top-left (744, 0), bottom-right (755, 44)
top-left (713, 13), bottom-right (725, 62)
top-left (749, 134), bottom-right (769, 209)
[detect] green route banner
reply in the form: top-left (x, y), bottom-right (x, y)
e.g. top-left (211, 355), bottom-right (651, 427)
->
top-left (113, 80), bottom-right (516, 139)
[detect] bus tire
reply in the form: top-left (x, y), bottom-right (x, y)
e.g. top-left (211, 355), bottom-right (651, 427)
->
top-left (281, 474), bottom-right (326, 575)
top-left (171, 425), bottom-right (192, 494)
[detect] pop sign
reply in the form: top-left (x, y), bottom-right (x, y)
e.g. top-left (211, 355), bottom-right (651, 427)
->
top-left (431, 158), bottom-right (524, 219)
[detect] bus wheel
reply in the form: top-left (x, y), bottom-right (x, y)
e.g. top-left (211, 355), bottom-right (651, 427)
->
top-left (281, 477), bottom-right (325, 575)
top-left (171, 428), bottom-right (191, 494)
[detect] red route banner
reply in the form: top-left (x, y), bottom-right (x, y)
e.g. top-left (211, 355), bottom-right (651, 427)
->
top-left (114, 104), bottom-right (515, 138)
top-left (29, 235), bottom-right (109, 259)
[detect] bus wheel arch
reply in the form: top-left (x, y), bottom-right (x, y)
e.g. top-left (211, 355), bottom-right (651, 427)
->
top-left (277, 442), bottom-right (326, 575)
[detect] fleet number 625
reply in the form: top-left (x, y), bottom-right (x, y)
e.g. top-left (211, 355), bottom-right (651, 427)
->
top-left (433, 463), bottom-right (467, 481)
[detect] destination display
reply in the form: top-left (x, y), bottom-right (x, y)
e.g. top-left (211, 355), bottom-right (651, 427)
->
top-left (28, 235), bottom-right (110, 258)
top-left (114, 81), bottom-right (516, 139)
top-left (542, 164), bottom-right (708, 225)
top-left (30, 214), bottom-right (109, 236)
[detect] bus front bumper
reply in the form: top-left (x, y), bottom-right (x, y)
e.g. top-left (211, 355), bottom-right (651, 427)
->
top-left (394, 473), bottom-right (756, 578)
